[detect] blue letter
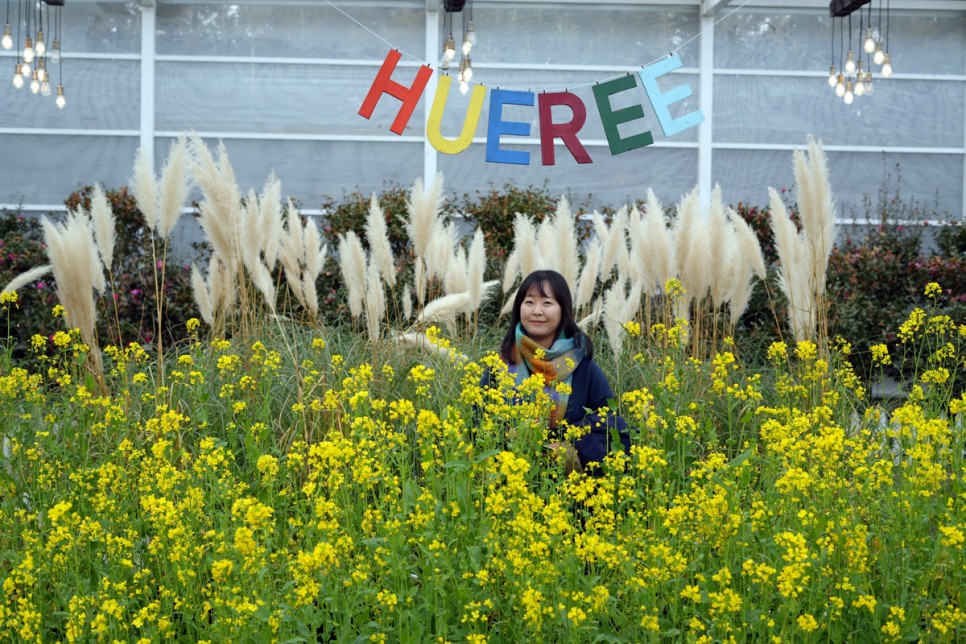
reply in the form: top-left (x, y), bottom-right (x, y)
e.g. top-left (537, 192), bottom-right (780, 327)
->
top-left (638, 55), bottom-right (705, 138)
top-left (485, 89), bottom-right (534, 165)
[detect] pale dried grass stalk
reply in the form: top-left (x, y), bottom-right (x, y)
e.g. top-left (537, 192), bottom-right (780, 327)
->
top-left (574, 238), bottom-right (602, 313)
top-left (89, 184), bottom-right (115, 270)
top-left (600, 208), bottom-right (627, 281)
top-left (553, 196), bottom-right (580, 290)
top-left (393, 330), bottom-right (468, 361)
top-left (427, 221), bottom-right (458, 284)
top-left (339, 232), bottom-right (367, 320)
top-left (191, 263), bottom-right (214, 325)
top-left (501, 248), bottom-right (520, 294)
top-left (727, 208), bottom-right (767, 327)
top-left (260, 176), bottom-right (283, 266)
top-left (417, 291), bottom-right (471, 324)
top-left (402, 284), bottom-right (413, 321)
top-left (444, 246), bottom-right (468, 296)
top-left (41, 214), bottom-right (101, 346)
top-left (157, 135), bottom-right (191, 239)
top-left (466, 229), bottom-right (486, 312)
top-left (769, 187), bottom-right (811, 340)
top-left (2, 265), bottom-right (52, 295)
top-left (513, 214), bottom-right (542, 279)
top-left (364, 260), bottom-right (385, 341)
top-left (707, 186), bottom-right (737, 308)
top-left (603, 281), bottom-right (627, 360)
top-left (644, 190), bottom-right (675, 287)
top-left (131, 148), bottom-right (159, 232)
top-left (406, 173), bottom-right (444, 261)
top-left (366, 193), bottom-right (396, 288)
top-left (675, 189), bottom-right (710, 306)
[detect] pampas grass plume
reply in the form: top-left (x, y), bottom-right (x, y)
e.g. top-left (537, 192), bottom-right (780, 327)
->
top-left (574, 238), bottom-right (601, 312)
top-left (466, 229), bottom-right (486, 311)
top-left (417, 291), bottom-right (471, 324)
top-left (2, 265), bottom-right (52, 295)
top-left (364, 260), bottom-right (385, 340)
top-left (41, 214), bottom-right (100, 345)
top-left (513, 214), bottom-right (541, 278)
top-left (402, 284), bottom-right (413, 321)
top-left (191, 263), bottom-right (214, 325)
top-left (89, 183), bottom-right (116, 271)
top-left (339, 232), bottom-right (367, 320)
top-left (131, 148), bottom-right (159, 232)
top-left (366, 193), bottom-right (397, 288)
top-left (157, 135), bottom-right (191, 239)
top-left (553, 196), bottom-right (580, 290)
top-left (406, 173), bottom-right (444, 260)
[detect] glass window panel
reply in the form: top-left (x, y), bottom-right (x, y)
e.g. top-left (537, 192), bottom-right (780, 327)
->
top-left (713, 76), bottom-right (963, 148)
top-left (0, 60), bottom-right (140, 130)
top-left (54, 1), bottom-right (141, 54)
top-left (156, 61), bottom-right (427, 135)
top-left (156, 2), bottom-right (423, 59)
top-left (712, 149), bottom-right (963, 221)
top-left (438, 143), bottom-right (697, 213)
top-left (436, 70), bottom-right (699, 144)
top-left (166, 137), bottom-right (426, 206)
top-left (716, 9), bottom-right (966, 75)
top-left (0, 135), bottom-right (140, 204)
top-left (472, 5), bottom-right (699, 68)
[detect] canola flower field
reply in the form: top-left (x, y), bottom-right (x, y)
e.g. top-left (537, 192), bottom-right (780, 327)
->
top-left (0, 287), bottom-right (964, 643)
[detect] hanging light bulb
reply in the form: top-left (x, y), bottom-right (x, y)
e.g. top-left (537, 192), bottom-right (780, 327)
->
top-left (863, 71), bottom-right (873, 95)
top-left (873, 41), bottom-right (885, 66)
top-left (881, 52), bottom-right (892, 77)
top-left (827, 65), bottom-right (837, 87)
top-left (35, 29), bottom-right (44, 58)
top-left (855, 58), bottom-right (863, 81)
top-left (40, 78), bottom-right (49, 96)
top-left (459, 80), bottom-right (469, 95)
top-left (2, 23), bottom-right (12, 50)
top-left (23, 34), bottom-right (33, 63)
top-left (835, 73), bottom-right (845, 97)
top-left (461, 34), bottom-right (472, 56)
top-left (466, 19), bottom-right (476, 46)
top-left (29, 69), bottom-right (39, 93)
top-left (854, 76), bottom-right (865, 97)
top-left (844, 80), bottom-right (854, 104)
top-left (462, 56), bottom-right (473, 82)
top-left (863, 28), bottom-right (875, 54)
top-left (443, 34), bottom-right (456, 63)
top-left (12, 62), bottom-right (23, 89)
top-left (48, 38), bottom-right (59, 63)
top-left (20, 59), bottom-right (29, 78)
top-left (37, 58), bottom-right (45, 82)
top-left (844, 49), bottom-right (855, 74)
top-left (55, 83), bottom-right (65, 108)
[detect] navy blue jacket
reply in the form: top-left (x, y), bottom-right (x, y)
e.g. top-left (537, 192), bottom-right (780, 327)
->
top-left (481, 358), bottom-right (631, 473)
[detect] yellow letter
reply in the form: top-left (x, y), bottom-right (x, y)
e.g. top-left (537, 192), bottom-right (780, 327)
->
top-left (427, 75), bottom-right (486, 155)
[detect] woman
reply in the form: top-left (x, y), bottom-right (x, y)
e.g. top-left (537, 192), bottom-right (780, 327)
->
top-left (484, 269), bottom-right (630, 475)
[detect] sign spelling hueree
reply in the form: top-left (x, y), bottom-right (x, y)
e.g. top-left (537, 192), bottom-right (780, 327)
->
top-left (358, 49), bottom-right (704, 166)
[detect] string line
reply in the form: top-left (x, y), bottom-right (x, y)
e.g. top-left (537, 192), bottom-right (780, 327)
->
top-left (322, 0), bottom-right (759, 93)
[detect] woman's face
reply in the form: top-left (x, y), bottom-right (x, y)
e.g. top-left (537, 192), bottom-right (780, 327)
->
top-left (519, 283), bottom-right (562, 349)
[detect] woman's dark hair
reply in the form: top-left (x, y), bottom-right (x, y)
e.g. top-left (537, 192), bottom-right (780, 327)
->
top-left (500, 269), bottom-right (593, 363)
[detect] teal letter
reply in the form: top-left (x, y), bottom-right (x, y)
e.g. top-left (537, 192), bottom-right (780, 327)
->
top-left (638, 55), bottom-right (705, 137)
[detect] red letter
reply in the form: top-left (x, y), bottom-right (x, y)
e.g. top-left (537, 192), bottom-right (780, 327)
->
top-left (538, 92), bottom-right (592, 166)
top-left (358, 49), bottom-right (433, 135)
